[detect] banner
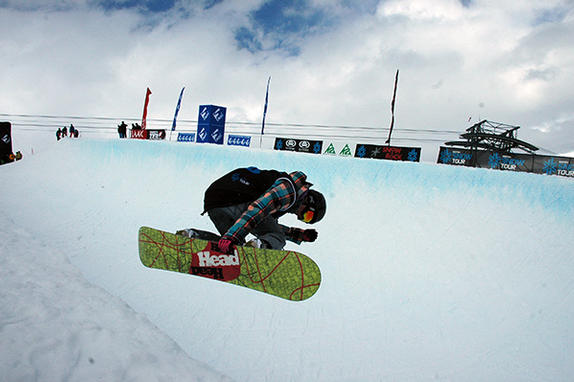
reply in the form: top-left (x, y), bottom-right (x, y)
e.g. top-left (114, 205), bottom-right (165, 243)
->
top-left (148, 129), bottom-right (166, 140)
top-left (437, 147), bottom-right (474, 167)
top-left (228, 135), bottom-right (251, 147)
top-left (0, 122), bottom-right (12, 158)
top-left (197, 105), bottom-right (226, 144)
top-left (355, 144), bottom-right (421, 162)
top-left (130, 128), bottom-right (147, 139)
top-left (141, 87), bottom-right (152, 130)
top-left (261, 76), bottom-right (271, 136)
top-left (323, 142), bottom-right (353, 157)
top-left (172, 87), bottom-right (185, 131)
top-left (274, 137), bottom-right (323, 154)
top-left (385, 69), bottom-right (399, 145)
top-left (177, 133), bottom-right (195, 142)
top-left (437, 146), bottom-right (574, 177)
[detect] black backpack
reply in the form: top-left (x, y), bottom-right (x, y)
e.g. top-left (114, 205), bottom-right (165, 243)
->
top-left (203, 167), bottom-right (291, 212)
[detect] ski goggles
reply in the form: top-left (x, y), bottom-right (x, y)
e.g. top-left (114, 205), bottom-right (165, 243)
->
top-left (301, 209), bottom-right (315, 223)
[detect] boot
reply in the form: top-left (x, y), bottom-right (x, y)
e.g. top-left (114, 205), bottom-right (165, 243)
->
top-left (175, 228), bottom-right (198, 238)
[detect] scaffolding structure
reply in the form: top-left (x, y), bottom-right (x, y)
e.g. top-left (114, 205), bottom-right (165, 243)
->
top-left (445, 120), bottom-right (539, 154)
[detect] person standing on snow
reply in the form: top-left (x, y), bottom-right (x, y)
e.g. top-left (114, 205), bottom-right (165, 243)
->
top-left (117, 121), bottom-right (127, 138)
top-left (177, 167), bottom-right (326, 252)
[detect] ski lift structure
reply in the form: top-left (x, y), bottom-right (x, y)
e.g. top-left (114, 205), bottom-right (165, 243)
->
top-left (444, 120), bottom-right (539, 166)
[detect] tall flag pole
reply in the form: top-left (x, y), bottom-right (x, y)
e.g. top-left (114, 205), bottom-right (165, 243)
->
top-left (170, 87), bottom-right (185, 141)
top-left (260, 76), bottom-right (271, 148)
top-left (141, 87), bottom-right (152, 130)
top-left (385, 69), bottom-right (399, 145)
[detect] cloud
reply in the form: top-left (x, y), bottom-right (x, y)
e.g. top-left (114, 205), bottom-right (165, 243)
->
top-left (380, 0), bottom-right (467, 21)
top-left (232, 0), bottom-right (380, 56)
top-left (533, 4), bottom-right (569, 25)
top-left (0, 0), bottom-right (573, 155)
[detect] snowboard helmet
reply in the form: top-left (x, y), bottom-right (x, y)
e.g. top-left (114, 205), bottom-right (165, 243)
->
top-left (298, 189), bottom-right (326, 224)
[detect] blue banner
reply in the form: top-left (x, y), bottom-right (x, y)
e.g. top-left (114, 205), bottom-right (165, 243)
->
top-left (228, 135), bottom-right (251, 147)
top-left (177, 132), bottom-right (195, 142)
top-left (261, 76), bottom-right (270, 136)
top-left (197, 105), bottom-right (226, 145)
top-left (437, 146), bottom-right (574, 177)
top-left (172, 87), bottom-right (185, 131)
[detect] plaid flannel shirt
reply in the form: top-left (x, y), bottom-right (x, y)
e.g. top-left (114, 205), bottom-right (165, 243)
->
top-left (222, 172), bottom-right (308, 244)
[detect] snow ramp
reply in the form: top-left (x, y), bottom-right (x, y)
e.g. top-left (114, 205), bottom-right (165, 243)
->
top-left (2, 138), bottom-right (574, 381)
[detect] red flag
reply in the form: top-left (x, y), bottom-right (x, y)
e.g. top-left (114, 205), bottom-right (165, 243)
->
top-left (141, 87), bottom-right (152, 130)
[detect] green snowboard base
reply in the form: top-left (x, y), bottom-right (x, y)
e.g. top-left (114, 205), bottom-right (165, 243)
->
top-left (138, 226), bottom-right (321, 301)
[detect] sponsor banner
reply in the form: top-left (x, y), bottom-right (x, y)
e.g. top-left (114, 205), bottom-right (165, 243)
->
top-left (0, 122), bottom-right (12, 158)
top-left (177, 132), bottom-right (196, 142)
top-left (437, 147), bottom-right (474, 167)
top-left (323, 143), bottom-right (336, 155)
top-left (274, 137), bottom-right (323, 154)
top-left (355, 144), bottom-right (421, 162)
top-left (172, 87), bottom-right (185, 131)
top-left (261, 76), bottom-right (271, 136)
top-left (536, 156), bottom-right (574, 177)
top-left (323, 142), bottom-right (354, 157)
top-left (485, 151), bottom-right (532, 172)
top-left (437, 146), bottom-right (574, 177)
top-left (197, 125), bottom-right (224, 144)
top-left (147, 129), bottom-right (166, 140)
top-left (228, 135), bottom-right (251, 147)
top-left (130, 128), bottom-right (148, 139)
top-left (197, 105), bottom-right (226, 145)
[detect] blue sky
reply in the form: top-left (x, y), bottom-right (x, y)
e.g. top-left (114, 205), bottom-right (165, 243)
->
top-left (97, 0), bottom-right (178, 12)
top-left (238, 0), bottom-right (332, 55)
top-left (96, 0), bottom-right (223, 13)
top-left (93, 0), bottom-right (380, 54)
top-left (0, 0), bottom-right (573, 155)
top-left (88, 0), bottom-right (572, 56)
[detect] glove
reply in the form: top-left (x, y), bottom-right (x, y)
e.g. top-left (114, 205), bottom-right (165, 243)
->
top-left (301, 229), bottom-right (318, 242)
top-left (217, 237), bottom-right (236, 253)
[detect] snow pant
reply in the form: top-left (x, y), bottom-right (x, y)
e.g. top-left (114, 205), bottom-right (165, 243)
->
top-left (207, 203), bottom-right (286, 250)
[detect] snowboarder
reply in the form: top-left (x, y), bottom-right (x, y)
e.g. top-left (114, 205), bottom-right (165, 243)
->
top-left (178, 167), bottom-right (326, 253)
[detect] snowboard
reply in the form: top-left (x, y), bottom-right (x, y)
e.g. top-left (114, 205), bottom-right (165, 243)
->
top-left (138, 226), bottom-right (321, 301)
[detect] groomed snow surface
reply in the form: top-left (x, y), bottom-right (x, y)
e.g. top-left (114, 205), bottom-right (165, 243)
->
top-left (1, 137), bottom-right (573, 381)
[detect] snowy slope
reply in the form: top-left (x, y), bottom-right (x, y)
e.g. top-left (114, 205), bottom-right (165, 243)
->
top-left (1, 137), bottom-right (573, 381)
top-left (0, 218), bottom-right (231, 381)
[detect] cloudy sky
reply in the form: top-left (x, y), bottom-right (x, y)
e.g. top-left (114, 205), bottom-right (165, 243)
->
top-left (1, 0), bottom-right (573, 155)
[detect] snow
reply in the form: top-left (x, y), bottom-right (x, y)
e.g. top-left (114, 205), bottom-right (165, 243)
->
top-left (1, 134), bottom-right (574, 381)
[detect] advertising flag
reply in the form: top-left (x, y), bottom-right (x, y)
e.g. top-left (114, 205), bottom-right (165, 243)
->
top-left (141, 87), bottom-right (152, 130)
top-left (172, 87), bottom-right (185, 131)
top-left (261, 76), bottom-right (271, 136)
top-left (385, 69), bottom-right (399, 145)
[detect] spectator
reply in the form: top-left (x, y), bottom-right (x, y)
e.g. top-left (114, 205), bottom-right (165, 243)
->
top-left (56, 128), bottom-right (62, 141)
top-left (117, 121), bottom-right (127, 138)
